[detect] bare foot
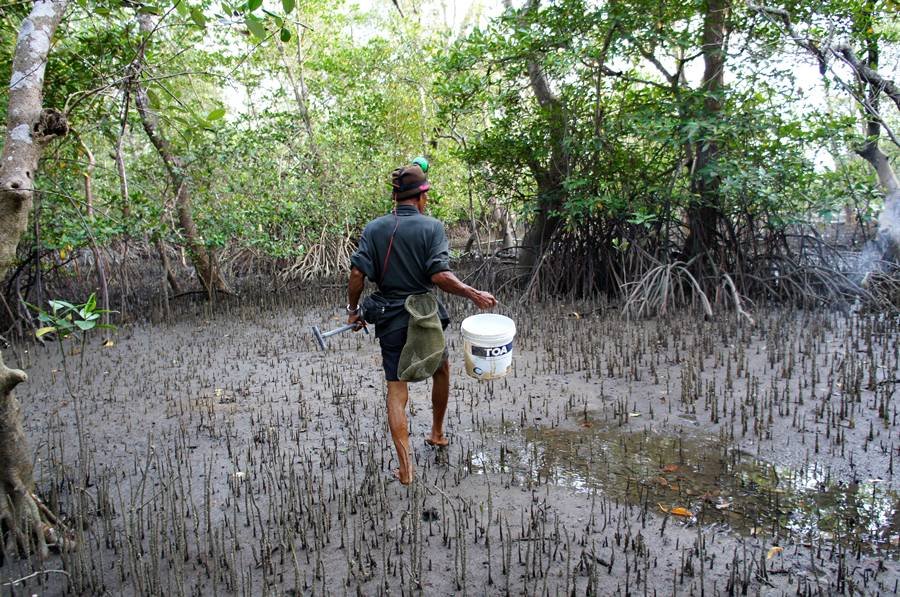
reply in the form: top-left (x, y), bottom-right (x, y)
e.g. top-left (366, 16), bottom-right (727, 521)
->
top-left (393, 468), bottom-right (413, 485)
top-left (425, 433), bottom-right (449, 447)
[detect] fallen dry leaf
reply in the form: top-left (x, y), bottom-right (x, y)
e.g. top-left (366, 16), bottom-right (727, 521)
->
top-left (102, 339), bottom-right (115, 348)
top-left (658, 503), bottom-right (692, 517)
top-left (766, 546), bottom-right (783, 560)
top-left (715, 501), bottom-right (732, 510)
top-left (661, 464), bottom-right (679, 473)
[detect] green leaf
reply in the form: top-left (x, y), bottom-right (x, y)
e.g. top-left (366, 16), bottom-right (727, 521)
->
top-left (190, 7), bottom-right (207, 28)
top-left (49, 300), bottom-right (76, 312)
top-left (207, 107), bottom-right (226, 121)
top-left (282, 0), bottom-right (294, 12)
top-left (74, 320), bottom-right (96, 331)
top-left (247, 0), bottom-right (262, 12)
top-left (147, 88), bottom-right (161, 110)
top-left (245, 15), bottom-right (266, 40)
top-left (35, 326), bottom-right (57, 338)
top-left (280, 27), bottom-right (291, 42)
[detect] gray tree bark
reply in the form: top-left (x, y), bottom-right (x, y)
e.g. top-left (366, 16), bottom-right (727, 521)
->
top-left (749, 2), bottom-right (900, 255)
top-left (853, 17), bottom-right (900, 259)
top-left (114, 88), bottom-right (131, 219)
top-left (0, 0), bottom-right (69, 557)
top-left (503, 0), bottom-right (568, 279)
top-left (133, 13), bottom-right (230, 296)
top-left (684, 0), bottom-right (729, 263)
top-left (277, 25), bottom-right (319, 167)
top-left (73, 132), bottom-right (111, 333)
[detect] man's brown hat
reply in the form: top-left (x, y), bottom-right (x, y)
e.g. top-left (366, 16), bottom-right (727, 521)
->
top-left (391, 164), bottom-right (431, 200)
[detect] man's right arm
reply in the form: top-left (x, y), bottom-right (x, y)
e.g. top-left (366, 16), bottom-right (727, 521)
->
top-left (347, 266), bottom-right (366, 329)
top-left (348, 224), bottom-right (375, 330)
top-left (431, 271), bottom-right (497, 309)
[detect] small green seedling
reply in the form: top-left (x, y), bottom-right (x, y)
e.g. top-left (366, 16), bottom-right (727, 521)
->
top-left (32, 293), bottom-right (115, 341)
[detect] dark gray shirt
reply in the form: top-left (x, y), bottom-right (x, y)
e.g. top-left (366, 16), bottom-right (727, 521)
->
top-left (351, 204), bottom-right (451, 337)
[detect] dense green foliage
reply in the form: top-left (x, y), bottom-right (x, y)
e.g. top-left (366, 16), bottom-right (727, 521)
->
top-left (438, 0), bottom-right (897, 285)
top-left (1, 0), bottom-right (475, 262)
top-left (0, 0), bottom-right (897, 293)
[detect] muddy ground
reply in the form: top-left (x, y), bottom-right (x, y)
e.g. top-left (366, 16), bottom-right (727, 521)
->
top-left (2, 285), bottom-right (899, 596)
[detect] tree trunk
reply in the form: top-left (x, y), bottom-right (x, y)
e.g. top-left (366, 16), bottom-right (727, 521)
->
top-left (77, 134), bottom-right (94, 218)
top-left (749, 2), bottom-right (900, 259)
top-left (858, 142), bottom-right (899, 195)
top-left (0, 0), bottom-right (69, 557)
top-left (506, 0), bottom-right (569, 279)
top-left (33, 193), bottom-right (44, 311)
top-left (155, 237), bottom-right (181, 295)
top-left (489, 196), bottom-right (516, 251)
top-left (75, 133), bottom-right (111, 332)
top-left (277, 26), bottom-right (320, 169)
top-left (518, 173), bottom-right (563, 274)
top-left (684, 0), bottom-right (729, 262)
top-left (114, 88), bottom-right (131, 220)
top-left (853, 21), bottom-right (900, 260)
top-left (857, 126), bottom-right (900, 260)
top-left (133, 13), bottom-right (230, 296)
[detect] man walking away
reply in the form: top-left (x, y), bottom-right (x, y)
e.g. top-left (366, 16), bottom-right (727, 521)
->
top-left (346, 160), bottom-right (496, 484)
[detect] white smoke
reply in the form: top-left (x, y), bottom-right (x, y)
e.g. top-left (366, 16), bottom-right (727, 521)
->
top-left (878, 190), bottom-right (900, 249)
top-left (857, 189), bottom-right (900, 285)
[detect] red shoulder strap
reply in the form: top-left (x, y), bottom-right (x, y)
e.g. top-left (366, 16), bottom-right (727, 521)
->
top-left (379, 212), bottom-right (400, 286)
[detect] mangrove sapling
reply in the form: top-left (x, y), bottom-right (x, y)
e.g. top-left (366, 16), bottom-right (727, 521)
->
top-left (31, 294), bottom-right (115, 484)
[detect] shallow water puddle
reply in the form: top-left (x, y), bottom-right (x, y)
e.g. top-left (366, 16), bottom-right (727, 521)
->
top-left (474, 421), bottom-right (900, 555)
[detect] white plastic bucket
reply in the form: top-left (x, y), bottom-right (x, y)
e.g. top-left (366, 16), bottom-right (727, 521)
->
top-left (461, 314), bottom-right (516, 380)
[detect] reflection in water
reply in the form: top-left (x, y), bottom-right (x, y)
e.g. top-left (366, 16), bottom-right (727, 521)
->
top-left (473, 422), bottom-right (900, 555)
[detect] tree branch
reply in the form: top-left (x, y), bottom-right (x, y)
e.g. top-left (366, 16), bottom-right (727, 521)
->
top-left (623, 33), bottom-right (676, 85)
top-left (749, 3), bottom-right (900, 152)
top-left (747, 4), bottom-right (828, 69)
top-left (831, 43), bottom-right (900, 113)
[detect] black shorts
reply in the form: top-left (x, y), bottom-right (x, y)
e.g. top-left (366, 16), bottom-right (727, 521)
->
top-left (379, 324), bottom-right (449, 382)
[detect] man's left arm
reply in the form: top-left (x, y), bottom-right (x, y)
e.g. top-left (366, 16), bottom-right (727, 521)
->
top-left (425, 221), bottom-right (497, 309)
top-left (423, 221), bottom-right (452, 277)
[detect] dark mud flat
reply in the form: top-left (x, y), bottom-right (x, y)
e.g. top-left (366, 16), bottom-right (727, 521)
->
top-left (4, 288), bottom-right (900, 595)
